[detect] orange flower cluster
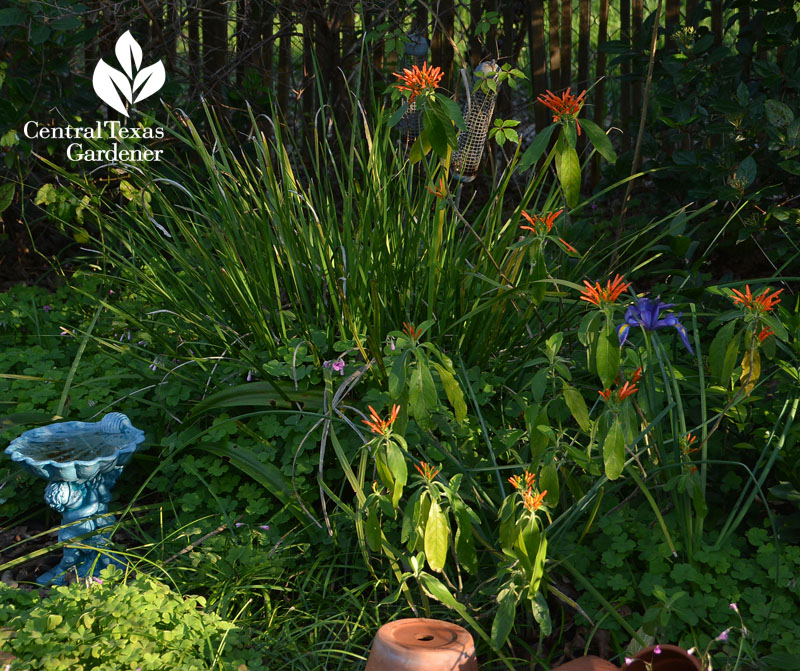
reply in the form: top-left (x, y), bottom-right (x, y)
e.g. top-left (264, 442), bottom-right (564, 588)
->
top-left (508, 471), bottom-right (547, 512)
top-left (580, 274), bottom-right (631, 307)
top-left (537, 87), bottom-right (587, 134)
top-left (758, 327), bottom-right (774, 342)
top-left (680, 433), bottom-right (700, 456)
top-left (415, 461), bottom-right (440, 481)
top-left (520, 209), bottom-right (563, 235)
top-left (363, 404), bottom-right (400, 436)
top-left (599, 368), bottom-right (641, 403)
top-left (402, 322), bottom-right (422, 341)
top-left (426, 177), bottom-right (447, 200)
top-left (730, 285), bottom-right (783, 313)
top-left (393, 63), bottom-right (444, 103)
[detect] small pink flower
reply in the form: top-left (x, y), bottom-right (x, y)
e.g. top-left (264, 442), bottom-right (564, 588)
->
top-left (687, 649), bottom-right (696, 657)
top-left (42, 305), bottom-right (52, 312)
top-left (654, 645), bottom-right (662, 655)
top-left (729, 602), bottom-right (738, 613)
top-left (715, 629), bottom-right (729, 642)
top-left (235, 522), bottom-right (244, 528)
top-left (332, 359), bottom-right (345, 375)
top-left (624, 658), bottom-right (634, 667)
top-left (247, 370), bottom-right (253, 382)
top-left (109, 289), bottom-right (115, 295)
top-left (259, 525), bottom-right (270, 531)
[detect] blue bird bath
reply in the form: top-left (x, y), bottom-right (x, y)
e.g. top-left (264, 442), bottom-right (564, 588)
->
top-left (5, 413), bottom-right (145, 585)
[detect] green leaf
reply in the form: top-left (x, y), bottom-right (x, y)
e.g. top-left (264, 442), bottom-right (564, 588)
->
top-left (539, 461), bottom-right (559, 508)
top-left (35, 183), bottom-right (58, 207)
top-left (491, 587), bottom-right (517, 650)
top-left (0, 183), bottom-right (14, 214)
top-left (715, 327), bottom-right (743, 389)
top-left (388, 351), bottom-right (408, 398)
top-left (453, 499), bottom-right (478, 574)
top-left (517, 123), bottom-right (557, 172)
top-left (401, 488), bottom-right (422, 545)
top-left (580, 118), bottom-right (617, 164)
top-left (529, 533), bottom-right (548, 596)
top-left (563, 384), bottom-right (591, 432)
top-left (555, 135), bottom-right (581, 207)
top-left (419, 572), bottom-right (458, 609)
top-left (365, 504), bottom-right (381, 551)
top-left (603, 418), bottom-right (625, 480)
top-left (423, 108), bottom-right (449, 160)
top-left (530, 589), bottom-right (552, 637)
top-left (434, 92), bottom-right (467, 131)
top-left (708, 321), bottom-right (736, 385)
top-left (432, 362), bottom-right (467, 422)
top-left (424, 499), bottom-right (450, 572)
top-left (504, 129), bottom-right (519, 144)
top-left (734, 156), bottom-right (757, 189)
top-left (0, 8), bottom-right (25, 26)
top-left (386, 441), bottom-right (407, 508)
top-left (596, 320), bottom-right (620, 389)
top-left (388, 102), bottom-right (409, 129)
top-left (764, 99), bottom-right (794, 127)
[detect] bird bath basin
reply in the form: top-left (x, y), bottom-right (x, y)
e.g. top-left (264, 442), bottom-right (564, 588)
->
top-left (5, 412), bottom-right (145, 585)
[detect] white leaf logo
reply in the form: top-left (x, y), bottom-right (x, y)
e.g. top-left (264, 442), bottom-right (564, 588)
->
top-left (93, 31), bottom-right (165, 117)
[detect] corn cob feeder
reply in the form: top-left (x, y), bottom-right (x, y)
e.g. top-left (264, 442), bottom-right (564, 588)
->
top-left (398, 34), bottom-right (429, 141)
top-left (452, 61), bottom-right (499, 183)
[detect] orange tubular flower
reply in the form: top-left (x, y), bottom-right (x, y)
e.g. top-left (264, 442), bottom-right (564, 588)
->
top-left (522, 489), bottom-right (548, 512)
top-left (730, 285), bottom-right (783, 313)
top-left (415, 461), bottom-right (440, 481)
top-left (508, 474), bottom-right (523, 490)
top-left (558, 237), bottom-right (578, 254)
top-left (598, 388), bottom-right (613, 402)
top-left (758, 327), bottom-right (774, 342)
top-left (426, 177), bottom-right (447, 200)
top-left (402, 322), bottom-right (422, 342)
top-left (630, 366), bottom-right (643, 385)
top-left (537, 87), bottom-right (588, 134)
top-left (363, 404), bottom-right (401, 436)
top-left (520, 209), bottom-right (563, 235)
top-left (617, 380), bottom-right (639, 401)
top-left (393, 62), bottom-right (444, 103)
top-left (580, 274), bottom-right (632, 307)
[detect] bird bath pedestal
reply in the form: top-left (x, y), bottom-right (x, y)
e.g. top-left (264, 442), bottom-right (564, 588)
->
top-left (5, 412), bottom-right (145, 585)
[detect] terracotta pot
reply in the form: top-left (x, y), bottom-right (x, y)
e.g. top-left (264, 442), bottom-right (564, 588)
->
top-left (365, 618), bottom-right (478, 671)
top-left (551, 644), bottom-right (702, 671)
top-left (551, 656), bottom-right (619, 671)
top-left (627, 645), bottom-right (702, 671)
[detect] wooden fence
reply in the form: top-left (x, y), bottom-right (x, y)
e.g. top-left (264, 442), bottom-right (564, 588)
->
top-left (74, 0), bottom-right (757, 131)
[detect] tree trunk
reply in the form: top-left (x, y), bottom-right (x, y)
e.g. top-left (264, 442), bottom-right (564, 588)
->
top-left (577, 0), bottom-right (590, 90)
top-left (620, 0), bottom-right (631, 148)
top-left (277, 3), bottom-right (292, 123)
top-left (432, 0), bottom-right (455, 90)
top-left (548, 0), bottom-right (560, 91)
top-left (202, 0), bottom-right (228, 99)
top-left (560, 0), bottom-right (572, 88)
top-left (530, 0), bottom-right (548, 131)
top-left (632, 0), bottom-right (643, 113)
top-left (591, 0), bottom-right (609, 187)
top-left (188, 0), bottom-right (201, 90)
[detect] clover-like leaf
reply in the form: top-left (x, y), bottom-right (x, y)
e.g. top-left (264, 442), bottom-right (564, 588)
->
top-left (115, 30), bottom-right (142, 79)
top-left (93, 59), bottom-right (132, 116)
top-left (133, 60), bottom-right (166, 104)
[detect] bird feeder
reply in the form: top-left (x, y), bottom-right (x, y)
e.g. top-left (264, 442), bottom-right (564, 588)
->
top-left (398, 34), bottom-right (429, 140)
top-left (452, 61), bottom-right (499, 183)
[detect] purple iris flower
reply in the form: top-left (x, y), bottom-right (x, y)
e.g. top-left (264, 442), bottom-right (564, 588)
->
top-left (618, 297), bottom-right (694, 354)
